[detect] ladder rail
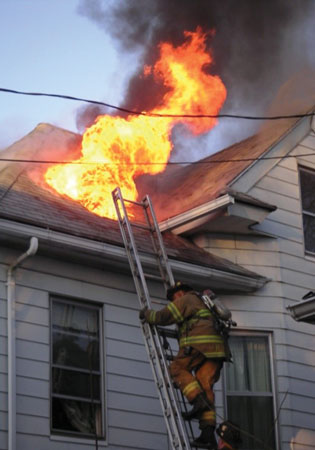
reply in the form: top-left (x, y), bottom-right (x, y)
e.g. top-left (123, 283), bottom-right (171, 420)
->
top-left (142, 321), bottom-right (190, 449)
top-left (159, 329), bottom-right (196, 440)
top-left (112, 187), bottom-right (191, 450)
top-left (112, 188), bottom-right (151, 308)
top-left (142, 195), bottom-right (175, 290)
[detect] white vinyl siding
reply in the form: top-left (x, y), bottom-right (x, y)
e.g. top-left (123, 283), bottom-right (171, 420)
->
top-left (0, 248), bottom-right (168, 450)
top-left (0, 265), bottom-right (8, 450)
top-left (195, 126), bottom-right (315, 449)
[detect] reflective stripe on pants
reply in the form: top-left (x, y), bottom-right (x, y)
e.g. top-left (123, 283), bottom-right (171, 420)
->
top-left (170, 347), bottom-right (223, 428)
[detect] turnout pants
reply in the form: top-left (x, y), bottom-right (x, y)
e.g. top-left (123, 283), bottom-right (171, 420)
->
top-left (170, 347), bottom-right (223, 429)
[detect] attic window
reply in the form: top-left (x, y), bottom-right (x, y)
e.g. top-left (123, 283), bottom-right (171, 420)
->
top-left (299, 167), bottom-right (315, 255)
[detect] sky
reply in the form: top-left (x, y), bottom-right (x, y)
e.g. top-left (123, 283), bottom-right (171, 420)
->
top-left (0, 0), bottom-right (315, 160)
top-left (0, 0), bottom-right (138, 149)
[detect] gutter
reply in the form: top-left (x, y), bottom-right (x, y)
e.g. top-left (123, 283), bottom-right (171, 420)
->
top-left (0, 219), bottom-right (267, 293)
top-left (159, 193), bottom-right (234, 232)
top-left (287, 291), bottom-right (315, 324)
top-left (6, 237), bottom-right (38, 450)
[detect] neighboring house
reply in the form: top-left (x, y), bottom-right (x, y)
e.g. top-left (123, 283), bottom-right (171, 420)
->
top-left (0, 109), bottom-right (314, 450)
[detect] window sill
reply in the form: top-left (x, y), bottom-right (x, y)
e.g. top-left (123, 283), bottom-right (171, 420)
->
top-left (305, 253), bottom-right (315, 262)
top-left (50, 434), bottom-right (107, 446)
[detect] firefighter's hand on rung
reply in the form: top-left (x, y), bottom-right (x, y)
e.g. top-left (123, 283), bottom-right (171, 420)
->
top-left (139, 307), bottom-right (148, 322)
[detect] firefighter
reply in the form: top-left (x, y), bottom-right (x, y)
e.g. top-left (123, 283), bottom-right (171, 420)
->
top-left (139, 281), bottom-right (230, 449)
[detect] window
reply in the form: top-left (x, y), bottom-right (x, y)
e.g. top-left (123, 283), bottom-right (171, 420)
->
top-left (225, 335), bottom-right (276, 450)
top-left (299, 166), bottom-right (315, 255)
top-left (51, 297), bottom-right (104, 438)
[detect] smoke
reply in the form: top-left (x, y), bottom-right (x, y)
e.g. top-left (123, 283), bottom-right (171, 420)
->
top-left (76, 104), bottom-right (111, 133)
top-left (77, 0), bottom-right (315, 159)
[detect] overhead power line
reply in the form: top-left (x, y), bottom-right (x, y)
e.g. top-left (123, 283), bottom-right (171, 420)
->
top-left (0, 153), bottom-right (314, 165)
top-left (1, 87), bottom-right (314, 120)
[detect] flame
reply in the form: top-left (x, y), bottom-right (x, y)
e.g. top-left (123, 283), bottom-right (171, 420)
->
top-left (44, 27), bottom-right (227, 219)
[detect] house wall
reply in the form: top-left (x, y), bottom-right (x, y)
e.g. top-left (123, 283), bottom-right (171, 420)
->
top-left (192, 126), bottom-right (315, 450)
top-left (0, 247), bottom-right (174, 450)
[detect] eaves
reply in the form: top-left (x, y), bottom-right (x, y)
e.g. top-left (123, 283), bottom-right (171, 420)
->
top-left (0, 218), bottom-right (267, 294)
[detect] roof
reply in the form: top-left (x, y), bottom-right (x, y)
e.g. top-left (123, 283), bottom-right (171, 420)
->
top-left (0, 123), bottom-right (264, 285)
top-left (138, 114), bottom-right (308, 221)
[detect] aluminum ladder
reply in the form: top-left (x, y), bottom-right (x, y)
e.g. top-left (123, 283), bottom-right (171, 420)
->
top-left (112, 187), bottom-right (192, 450)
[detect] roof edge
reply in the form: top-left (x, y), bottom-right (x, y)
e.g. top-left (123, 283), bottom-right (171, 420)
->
top-left (0, 218), bottom-right (267, 293)
top-left (158, 189), bottom-right (276, 234)
top-left (159, 194), bottom-right (234, 232)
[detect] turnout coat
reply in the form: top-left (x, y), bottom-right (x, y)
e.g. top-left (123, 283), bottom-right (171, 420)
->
top-left (144, 291), bottom-right (228, 360)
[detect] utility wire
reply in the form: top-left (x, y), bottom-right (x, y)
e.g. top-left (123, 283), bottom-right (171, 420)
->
top-left (0, 153), bottom-right (314, 165)
top-left (1, 87), bottom-right (314, 120)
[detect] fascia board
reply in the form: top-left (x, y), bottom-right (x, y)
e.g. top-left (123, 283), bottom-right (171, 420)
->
top-left (169, 258), bottom-right (267, 292)
top-left (0, 218), bottom-right (266, 292)
top-left (159, 194), bottom-right (234, 232)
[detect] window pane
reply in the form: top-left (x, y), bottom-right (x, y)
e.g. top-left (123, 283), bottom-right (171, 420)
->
top-left (52, 368), bottom-right (100, 400)
top-left (227, 396), bottom-right (276, 450)
top-left (226, 336), bottom-right (271, 392)
top-left (300, 169), bottom-right (315, 214)
top-left (53, 331), bottom-right (99, 370)
top-left (52, 398), bottom-right (102, 436)
top-left (303, 214), bottom-right (315, 254)
top-left (52, 301), bottom-right (99, 336)
top-left (51, 298), bottom-right (104, 438)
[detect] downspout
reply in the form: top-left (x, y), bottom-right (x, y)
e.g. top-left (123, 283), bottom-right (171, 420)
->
top-left (6, 237), bottom-right (38, 450)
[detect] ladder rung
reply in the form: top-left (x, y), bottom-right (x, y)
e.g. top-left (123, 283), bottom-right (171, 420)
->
top-left (122, 198), bottom-right (145, 207)
top-left (131, 222), bottom-right (152, 231)
top-left (149, 349), bottom-right (156, 359)
top-left (164, 407), bottom-right (171, 417)
top-left (143, 273), bottom-right (163, 281)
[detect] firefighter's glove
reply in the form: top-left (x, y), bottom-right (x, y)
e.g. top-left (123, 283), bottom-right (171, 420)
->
top-left (139, 307), bottom-right (148, 323)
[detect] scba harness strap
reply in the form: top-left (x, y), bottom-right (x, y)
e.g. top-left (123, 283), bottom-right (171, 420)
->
top-left (198, 292), bottom-right (236, 331)
top-left (197, 291), bottom-right (236, 362)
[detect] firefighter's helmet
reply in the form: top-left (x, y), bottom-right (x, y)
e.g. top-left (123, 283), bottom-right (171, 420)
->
top-left (166, 281), bottom-right (193, 301)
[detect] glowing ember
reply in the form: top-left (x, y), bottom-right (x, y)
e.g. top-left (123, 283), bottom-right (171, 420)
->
top-left (44, 27), bottom-right (227, 219)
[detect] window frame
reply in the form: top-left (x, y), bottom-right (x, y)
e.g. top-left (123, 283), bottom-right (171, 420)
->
top-left (50, 295), bottom-right (106, 441)
top-left (223, 331), bottom-right (279, 450)
top-left (299, 165), bottom-right (315, 257)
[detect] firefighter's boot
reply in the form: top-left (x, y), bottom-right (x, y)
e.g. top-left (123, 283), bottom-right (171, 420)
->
top-left (216, 421), bottom-right (241, 449)
top-left (191, 426), bottom-right (217, 449)
top-left (182, 393), bottom-right (209, 421)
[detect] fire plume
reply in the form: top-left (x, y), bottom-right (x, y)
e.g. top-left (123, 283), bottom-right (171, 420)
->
top-left (44, 28), bottom-right (227, 219)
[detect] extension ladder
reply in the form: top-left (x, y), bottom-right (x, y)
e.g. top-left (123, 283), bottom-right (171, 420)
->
top-left (112, 187), bottom-right (193, 450)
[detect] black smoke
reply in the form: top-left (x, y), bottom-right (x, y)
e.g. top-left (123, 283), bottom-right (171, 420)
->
top-left (77, 0), bottom-right (315, 158)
